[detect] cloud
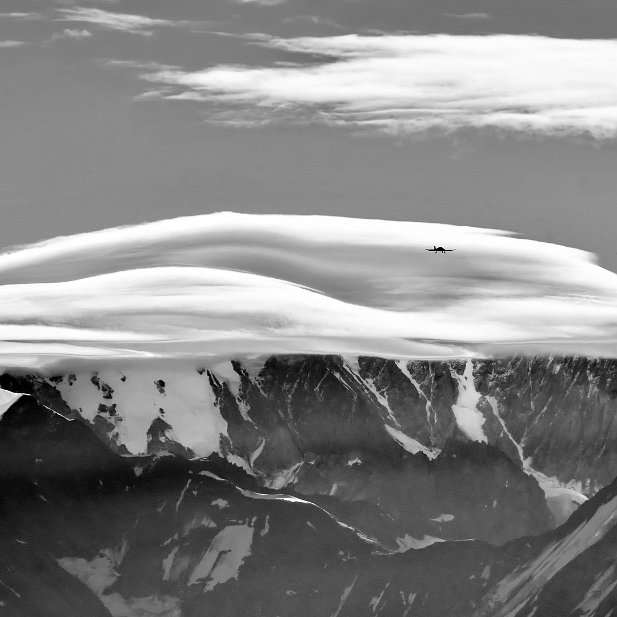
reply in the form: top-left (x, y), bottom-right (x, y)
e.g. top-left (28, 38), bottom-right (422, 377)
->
top-left (0, 40), bottom-right (27, 48)
top-left (445, 13), bottom-right (491, 20)
top-left (0, 12), bottom-right (44, 21)
top-left (0, 212), bottom-right (616, 372)
top-left (55, 0), bottom-right (123, 3)
top-left (104, 59), bottom-right (179, 71)
top-left (282, 15), bottom-right (343, 29)
top-left (57, 7), bottom-right (176, 35)
top-left (51, 28), bottom-right (92, 42)
top-left (232, 0), bottom-right (288, 5)
top-left (134, 34), bottom-right (617, 138)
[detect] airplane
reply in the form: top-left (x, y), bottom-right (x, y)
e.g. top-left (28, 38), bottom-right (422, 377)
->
top-left (426, 245), bottom-right (455, 254)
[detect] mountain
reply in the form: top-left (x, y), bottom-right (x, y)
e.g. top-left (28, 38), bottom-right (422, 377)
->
top-left (5, 354), bottom-right (616, 544)
top-left (1, 385), bottom-right (617, 617)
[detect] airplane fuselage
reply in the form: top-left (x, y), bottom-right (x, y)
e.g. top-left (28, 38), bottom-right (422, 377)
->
top-left (426, 246), bottom-right (455, 254)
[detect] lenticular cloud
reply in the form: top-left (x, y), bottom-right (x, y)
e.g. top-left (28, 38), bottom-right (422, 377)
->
top-left (0, 212), bottom-right (615, 371)
top-left (139, 34), bottom-right (617, 138)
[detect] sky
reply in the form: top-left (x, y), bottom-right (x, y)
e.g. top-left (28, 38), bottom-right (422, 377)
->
top-left (1, 0), bottom-right (617, 275)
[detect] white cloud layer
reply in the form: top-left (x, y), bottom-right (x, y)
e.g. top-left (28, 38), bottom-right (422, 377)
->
top-left (57, 8), bottom-right (176, 35)
top-left (0, 212), bottom-right (616, 371)
top-left (138, 34), bottom-right (617, 138)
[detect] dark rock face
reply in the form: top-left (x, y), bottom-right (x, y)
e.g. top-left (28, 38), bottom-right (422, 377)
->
top-left (473, 473), bottom-right (617, 617)
top-left (0, 540), bottom-right (111, 617)
top-left (292, 439), bottom-right (550, 548)
top-left (0, 395), bottom-right (509, 616)
top-left (476, 357), bottom-right (617, 492)
top-left (1, 393), bottom-right (617, 616)
top-left (207, 356), bottom-right (617, 492)
top-left (211, 356), bottom-right (559, 545)
top-left (10, 354), bottom-right (617, 547)
top-left (2, 354), bottom-right (617, 613)
top-left (0, 395), bottom-right (133, 616)
top-left (8, 356), bottom-right (617, 498)
top-left (213, 355), bottom-right (617, 502)
top-left (147, 416), bottom-right (194, 458)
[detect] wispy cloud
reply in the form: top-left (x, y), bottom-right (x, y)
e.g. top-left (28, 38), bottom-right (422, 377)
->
top-left (232, 0), bottom-right (288, 5)
top-left (51, 28), bottom-right (92, 42)
top-left (445, 13), bottom-right (491, 20)
top-left (104, 59), bottom-right (179, 71)
top-left (55, 0), bottom-right (123, 3)
top-left (282, 15), bottom-right (343, 29)
top-left (0, 12), bottom-right (44, 21)
top-left (0, 40), bottom-right (28, 48)
top-left (0, 212), bottom-right (616, 371)
top-left (57, 7), bottom-right (176, 35)
top-left (134, 34), bottom-right (617, 138)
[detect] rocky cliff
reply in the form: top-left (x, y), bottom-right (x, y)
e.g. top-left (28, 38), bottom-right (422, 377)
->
top-left (1, 390), bottom-right (617, 616)
top-left (3, 354), bottom-right (617, 550)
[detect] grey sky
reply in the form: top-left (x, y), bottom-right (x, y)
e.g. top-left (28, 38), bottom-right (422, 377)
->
top-left (1, 0), bottom-right (616, 273)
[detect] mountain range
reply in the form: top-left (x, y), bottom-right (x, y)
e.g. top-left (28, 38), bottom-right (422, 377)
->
top-left (1, 354), bottom-right (616, 616)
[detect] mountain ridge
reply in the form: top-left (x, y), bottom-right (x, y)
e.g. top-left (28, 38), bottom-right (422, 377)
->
top-left (0, 387), bottom-right (616, 616)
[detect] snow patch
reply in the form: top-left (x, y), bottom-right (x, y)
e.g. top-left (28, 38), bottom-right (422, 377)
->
top-left (331, 575), bottom-right (358, 617)
top-left (430, 513), bottom-right (455, 523)
top-left (188, 524), bottom-right (254, 592)
top-left (225, 452), bottom-right (256, 476)
top-left (249, 438), bottom-right (265, 468)
top-left (52, 367), bottom-right (228, 456)
top-left (210, 361), bottom-right (242, 397)
top-left (385, 424), bottom-right (440, 460)
top-left (395, 535), bottom-right (444, 552)
top-left (58, 551), bottom-right (181, 617)
top-left (450, 360), bottom-right (487, 443)
top-left (175, 479), bottom-right (192, 513)
top-left (261, 515), bottom-right (270, 537)
top-left (57, 553), bottom-right (119, 595)
top-left (162, 546), bottom-right (179, 581)
top-left (0, 386), bottom-right (23, 417)
top-left (369, 583), bottom-right (389, 613)
top-left (263, 461), bottom-right (303, 490)
top-left (541, 481), bottom-right (589, 526)
top-left (181, 512), bottom-right (217, 536)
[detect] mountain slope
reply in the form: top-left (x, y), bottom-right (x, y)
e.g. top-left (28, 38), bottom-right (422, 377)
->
top-left (9, 354), bottom-right (617, 544)
top-left (0, 390), bottom-right (617, 616)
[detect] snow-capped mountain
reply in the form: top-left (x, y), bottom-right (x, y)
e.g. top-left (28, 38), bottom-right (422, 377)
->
top-left (0, 354), bottom-right (615, 545)
top-left (7, 354), bottom-right (614, 541)
top-left (1, 383), bottom-right (617, 617)
top-left (1, 214), bottom-right (617, 615)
